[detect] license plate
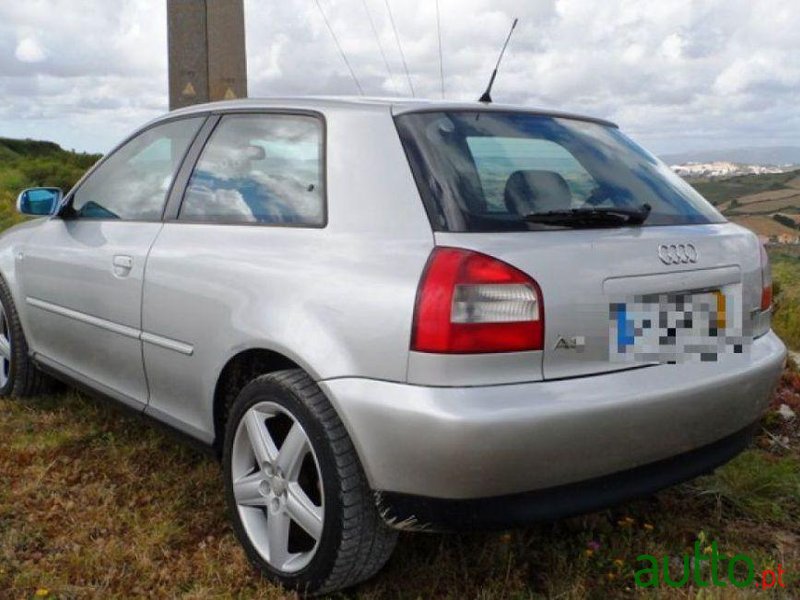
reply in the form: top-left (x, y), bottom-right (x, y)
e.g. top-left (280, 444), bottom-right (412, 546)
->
top-left (609, 290), bottom-right (749, 363)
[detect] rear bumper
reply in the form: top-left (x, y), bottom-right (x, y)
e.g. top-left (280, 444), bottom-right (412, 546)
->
top-left (320, 331), bottom-right (785, 503)
top-left (375, 421), bottom-right (757, 531)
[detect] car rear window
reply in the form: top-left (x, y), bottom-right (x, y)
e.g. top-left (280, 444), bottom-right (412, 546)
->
top-left (395, 111), bottom-right (725, 232)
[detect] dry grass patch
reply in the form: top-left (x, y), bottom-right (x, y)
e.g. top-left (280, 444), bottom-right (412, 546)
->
top-left (730, 215), bottom-right (799, 238)
top-left (736, 188), bottom-right (800, 206)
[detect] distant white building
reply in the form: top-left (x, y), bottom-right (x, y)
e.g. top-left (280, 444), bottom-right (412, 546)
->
top-left (671, 162), bottom-right (787, 178)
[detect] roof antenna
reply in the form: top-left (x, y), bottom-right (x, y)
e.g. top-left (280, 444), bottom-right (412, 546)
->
top-left (479, 17), bottom-right (518, 103)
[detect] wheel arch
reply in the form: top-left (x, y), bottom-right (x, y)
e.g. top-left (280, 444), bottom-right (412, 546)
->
top-left (0, 219), bottom-right (48, 342)
top-left (212, 347), bottom-right (306, 453)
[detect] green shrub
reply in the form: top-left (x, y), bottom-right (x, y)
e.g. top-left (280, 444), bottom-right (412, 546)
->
top-left (0, 137), bottom-right (101, 232)
top-left (768, 253), bottom-right (800, 350)
top-left (0, 191), bottom-right (25, 231)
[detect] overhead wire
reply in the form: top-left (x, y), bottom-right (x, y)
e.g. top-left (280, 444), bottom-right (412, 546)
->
top-left (435, 0), bottom-right (444, 98)
top-left (362, 0), bottom-right (396, 94)
top-left (383, 0), bottom-right (415, 97)
top-left (314, 0), bottom-right (364, 95)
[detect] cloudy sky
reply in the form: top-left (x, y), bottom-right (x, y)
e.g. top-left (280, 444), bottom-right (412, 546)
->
top-left (1, 0), bottom-right (798, 155)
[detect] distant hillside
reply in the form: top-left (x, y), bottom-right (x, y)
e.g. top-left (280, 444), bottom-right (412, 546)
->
top-left (0, 137), bottom-right (64, 159)
top-left (731, 215), bottom-right (799, 238)
top-left (0, 137), bottom-right (101, 230)
top-left (686, 169), bottom-right (800, 242)
top-left (662, 146), bottom-right (800, 167)
top-left (689, 169), bottom-right (800, 206)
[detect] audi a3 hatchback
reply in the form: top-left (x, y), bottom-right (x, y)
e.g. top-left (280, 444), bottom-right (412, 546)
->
top-left (3, 98), bottom-right (786, 594)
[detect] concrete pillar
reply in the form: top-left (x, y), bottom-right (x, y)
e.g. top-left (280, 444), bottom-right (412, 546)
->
top-left (167, 0), bottom-right (248, 110)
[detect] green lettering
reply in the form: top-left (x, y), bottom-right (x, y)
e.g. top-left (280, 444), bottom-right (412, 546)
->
top-left (663, 554), bottom-right (691, 587)
top-left (710, 541), bottom-right (727, 587)
top-left (693, 541), bottom-right (710, 587)
top-left (728, 554), bottom-right (755, 588)
top-left (634, 554), bottom-right (659, 588)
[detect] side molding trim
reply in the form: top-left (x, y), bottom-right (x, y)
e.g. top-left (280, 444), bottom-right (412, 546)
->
top-left (141, 332), bottom-right (194, 356)
top-left (27, 296), bottom-right (139, 340)
top-left (26, 296), bottom-right (194, 356)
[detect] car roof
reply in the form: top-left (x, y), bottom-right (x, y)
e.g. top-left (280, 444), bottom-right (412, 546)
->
top-left (163, 96), bottom-right (618, 128)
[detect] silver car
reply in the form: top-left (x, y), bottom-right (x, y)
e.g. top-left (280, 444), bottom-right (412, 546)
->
top-left (4, 98), bottom-right (786, 594)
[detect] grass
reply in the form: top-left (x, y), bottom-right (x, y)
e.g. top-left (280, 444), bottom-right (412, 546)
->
top-left (693, 451), bottom-right (800, 523)
top-left (771, 251), bottom-right (800, 350)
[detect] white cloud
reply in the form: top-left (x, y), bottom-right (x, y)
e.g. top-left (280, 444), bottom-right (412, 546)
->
top-left (15, 36), bottom-right (47, 63)
top-left (0, 0), bottom-right (798, 155)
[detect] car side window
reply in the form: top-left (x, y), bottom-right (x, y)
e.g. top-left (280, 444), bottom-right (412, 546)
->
top-left (179, 114), bottom-right (324, 226)
top-left (70, 117), bottom-right (204, 220)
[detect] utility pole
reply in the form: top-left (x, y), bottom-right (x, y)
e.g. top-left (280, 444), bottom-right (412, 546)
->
top-left (167, 0), bottom-right (248, 110)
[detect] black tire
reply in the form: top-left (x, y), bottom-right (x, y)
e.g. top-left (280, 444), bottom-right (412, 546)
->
top-left (0, 276), bottom-right (54, 398)
top-left (223, 369), bottom-right (397, 595)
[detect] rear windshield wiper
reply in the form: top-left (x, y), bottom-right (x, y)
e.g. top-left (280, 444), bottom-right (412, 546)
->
top-left (523, 204), bottom-right (651, 228)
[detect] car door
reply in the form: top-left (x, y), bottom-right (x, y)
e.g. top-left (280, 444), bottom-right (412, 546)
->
top-left (19, 116), bottom-right (206, 409)
top-left (140, 112), bottom-right (326, 440)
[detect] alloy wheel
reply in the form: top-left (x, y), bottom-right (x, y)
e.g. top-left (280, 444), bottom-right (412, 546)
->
top-left (230, 401), bottom-right (324, 573)
top-left (0, 304), bottom-right (11, 389)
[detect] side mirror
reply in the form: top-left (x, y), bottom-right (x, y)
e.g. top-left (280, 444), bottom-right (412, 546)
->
top-left (16, 187), bottom-right (62, 216)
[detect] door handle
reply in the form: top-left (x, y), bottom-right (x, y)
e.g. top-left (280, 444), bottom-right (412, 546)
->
top-left (112, 255), bottom-right (134, 277)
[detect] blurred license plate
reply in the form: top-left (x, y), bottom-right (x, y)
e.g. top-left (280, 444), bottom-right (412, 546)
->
top-left (609, 290), bottom-right (749, 363)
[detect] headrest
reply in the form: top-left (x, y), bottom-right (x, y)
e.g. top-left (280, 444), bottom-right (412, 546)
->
top-left (504, 170), bottom-right (572, 215)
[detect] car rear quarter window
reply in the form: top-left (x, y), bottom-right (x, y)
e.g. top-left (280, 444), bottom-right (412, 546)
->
top-left (179, 114), bottom-right (325, 226)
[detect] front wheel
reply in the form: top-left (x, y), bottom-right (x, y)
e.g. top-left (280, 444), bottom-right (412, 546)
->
top-left (0, 276), bottom-right (54, 398)
top-left (223, 369), bottom-right (397, 595)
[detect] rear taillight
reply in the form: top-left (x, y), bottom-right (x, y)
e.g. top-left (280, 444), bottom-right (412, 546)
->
top-left (411, 247), bottom-right (544, 353)
top-left (760, 243), bottom-right (772, 311)
top-left (754, 242), bottom-right (773, 339)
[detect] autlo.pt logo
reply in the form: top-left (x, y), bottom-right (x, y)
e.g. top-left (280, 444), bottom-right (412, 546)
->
top-left (635, 540), bottom-right (786, 590)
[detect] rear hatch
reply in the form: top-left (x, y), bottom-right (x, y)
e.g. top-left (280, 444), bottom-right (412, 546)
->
top-left (396, 108), bottom-right (767, 380)
top-left (436, 224), bottom-right (763, 379)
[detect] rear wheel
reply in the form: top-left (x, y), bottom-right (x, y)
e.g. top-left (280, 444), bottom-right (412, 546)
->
top-left (223, 369), bottom-right (397, 595)
top-left (0, 277), bottom-right (54, 398)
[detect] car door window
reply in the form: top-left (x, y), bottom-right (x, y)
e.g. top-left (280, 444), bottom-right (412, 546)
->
top-left (179, 114), bottom-right (325, 226)
top-left (71, 117), bottom-right (204, 220)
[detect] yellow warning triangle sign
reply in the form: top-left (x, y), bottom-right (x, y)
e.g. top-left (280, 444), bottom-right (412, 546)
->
top-left (182, 82), bottom-right (196, 97)
top-left (223, 87), bottom-right (237, 100)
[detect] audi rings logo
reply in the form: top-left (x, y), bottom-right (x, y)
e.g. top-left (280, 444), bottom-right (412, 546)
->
top-left (658, 243), bottom-right (698, 265)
